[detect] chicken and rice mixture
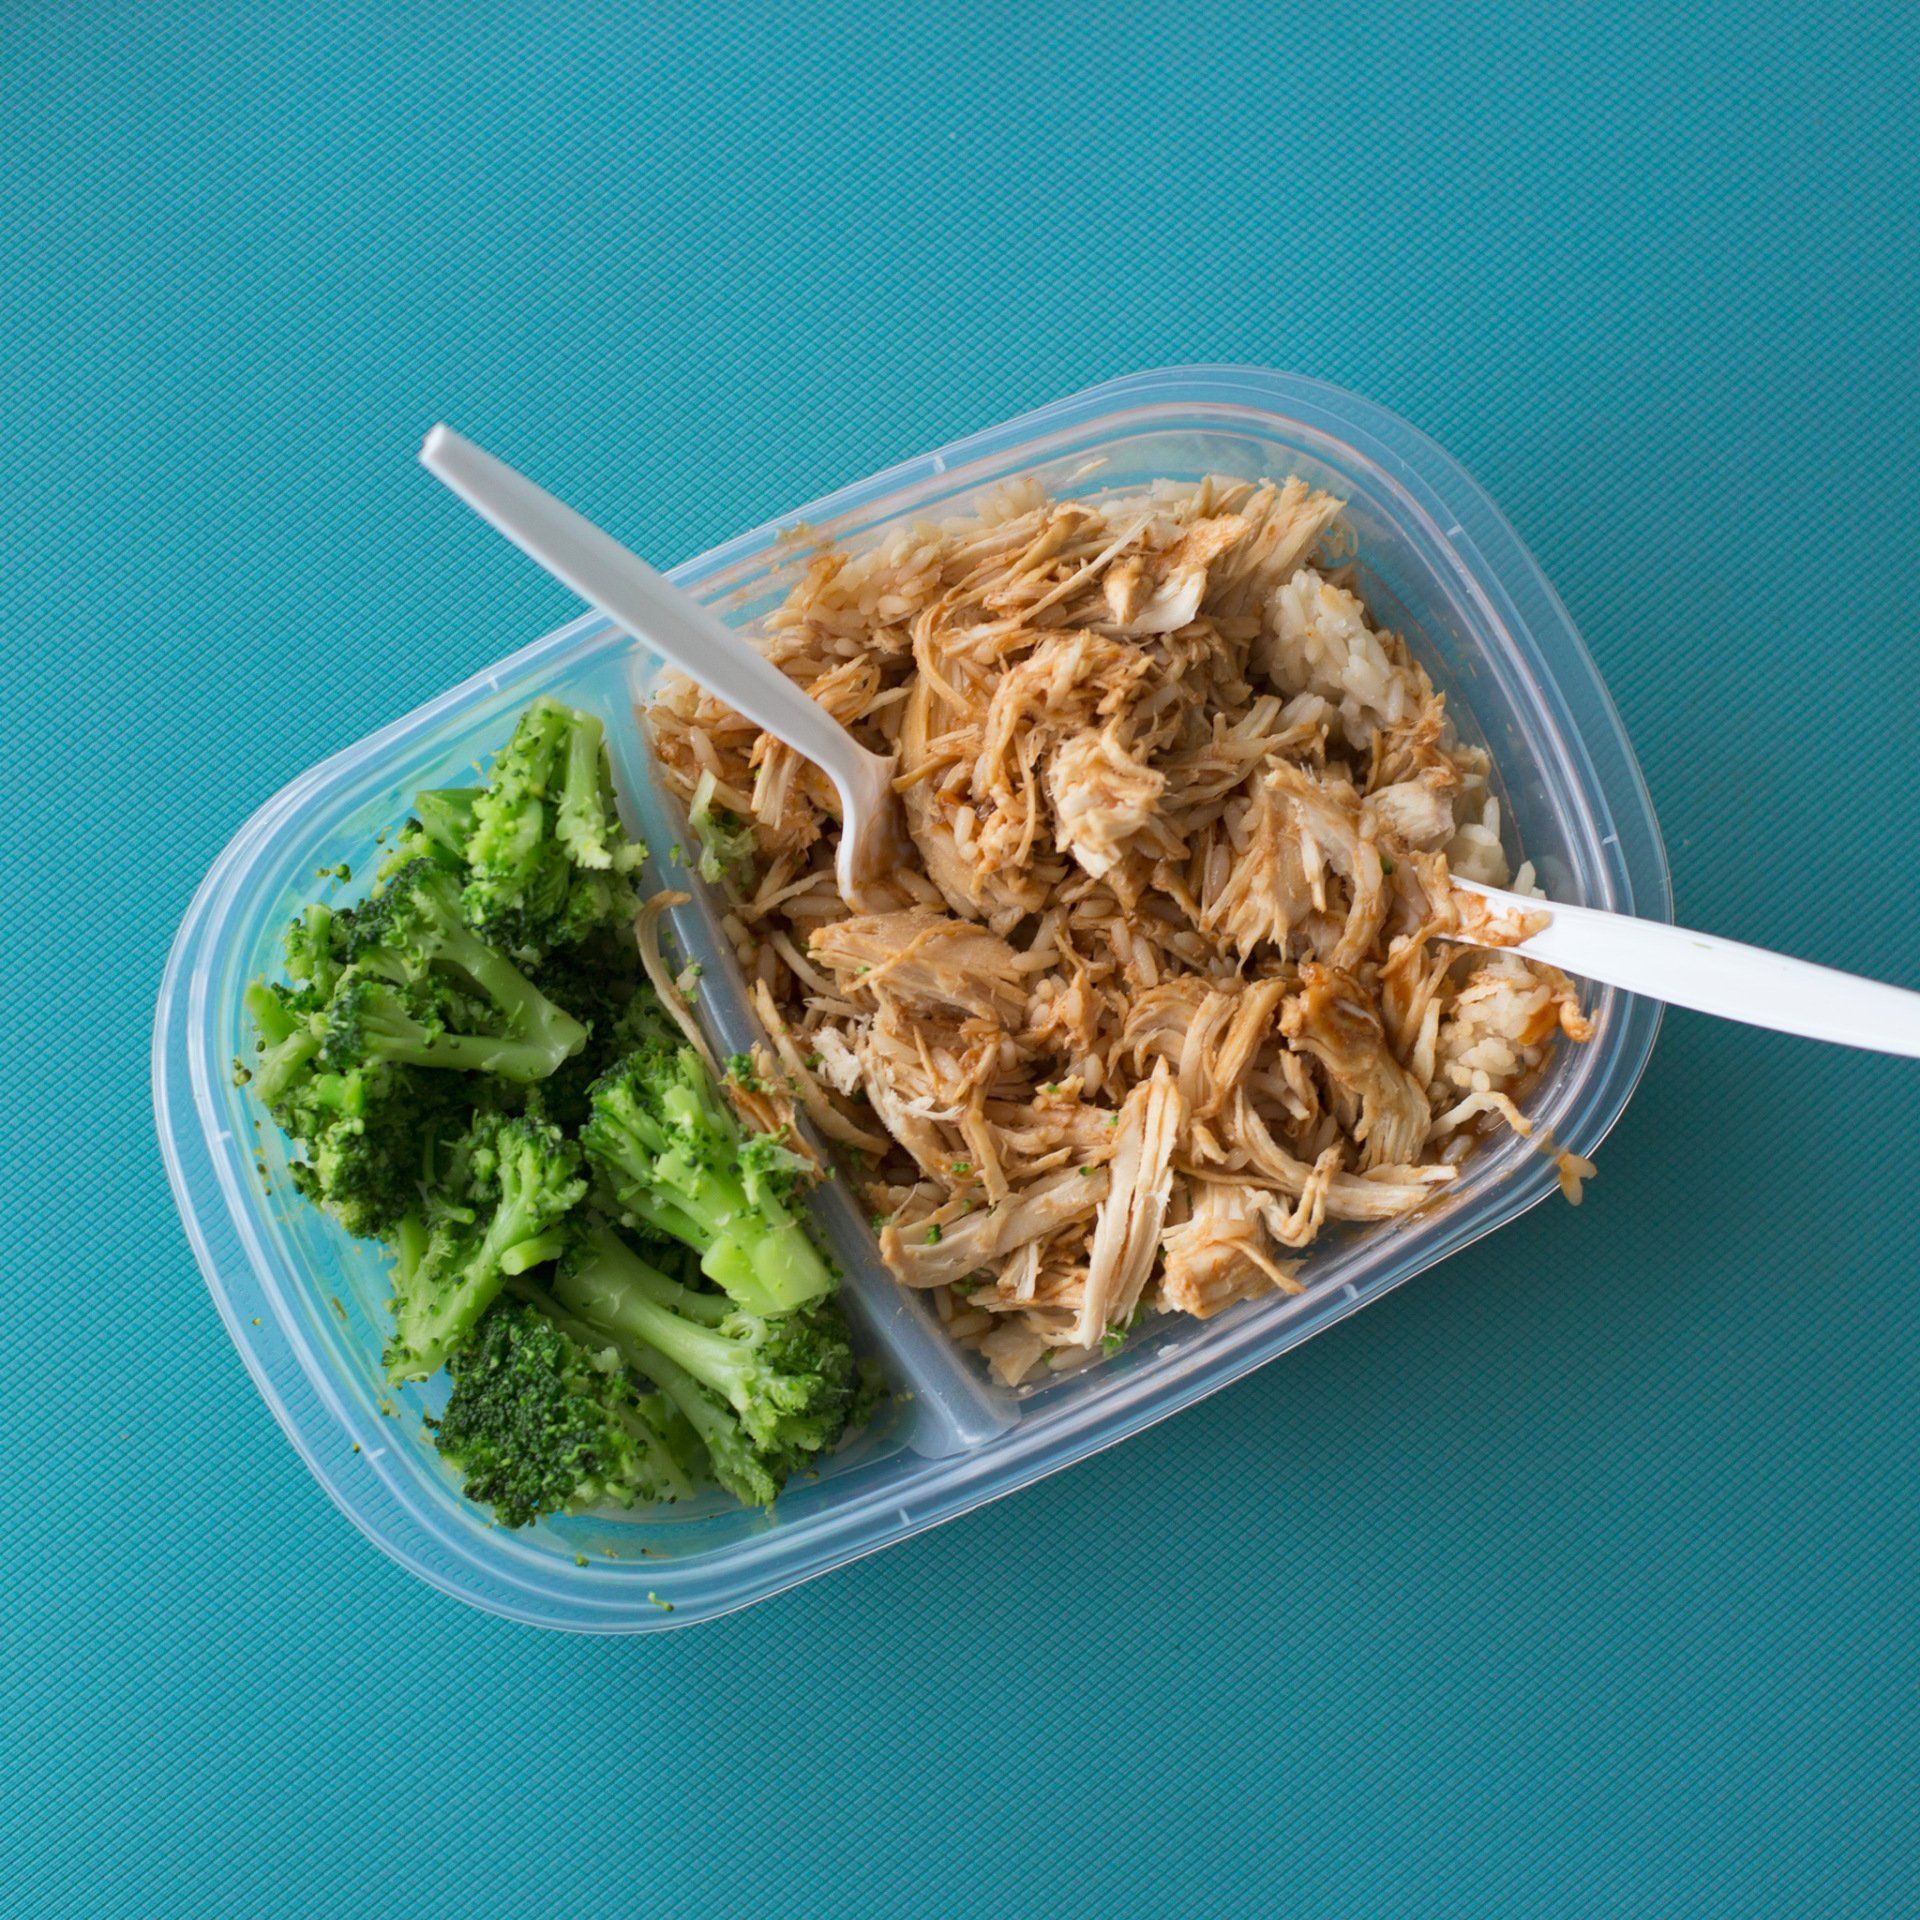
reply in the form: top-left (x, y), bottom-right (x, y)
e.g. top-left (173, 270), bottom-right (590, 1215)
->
top-left (649, 475), bottom-right (1593, 1385)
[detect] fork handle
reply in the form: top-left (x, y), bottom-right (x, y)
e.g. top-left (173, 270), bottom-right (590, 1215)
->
top-left (419, 425), bottom-right (889, 806)
top-left (1463, 882), bottom-right (1920, 1058)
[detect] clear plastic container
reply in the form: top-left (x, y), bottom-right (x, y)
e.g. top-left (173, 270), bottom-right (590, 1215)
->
top-left (153, 367), bottom-right (1669, 1631)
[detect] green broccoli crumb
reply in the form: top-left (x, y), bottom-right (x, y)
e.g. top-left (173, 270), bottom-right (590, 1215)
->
top-left (686, 771), bottom-right (756, 885)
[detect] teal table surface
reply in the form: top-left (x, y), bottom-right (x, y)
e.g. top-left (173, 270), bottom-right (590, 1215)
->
top-left (6, 5), bottom-right (1918, 1915)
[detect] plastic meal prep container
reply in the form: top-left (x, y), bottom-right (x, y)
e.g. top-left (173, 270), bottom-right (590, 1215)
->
top-left (154, 367), bottom-right (1670, 1632)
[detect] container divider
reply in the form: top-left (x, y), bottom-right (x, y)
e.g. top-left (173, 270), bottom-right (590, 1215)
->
top-left (613, 703), bottom-right (1019, 1457)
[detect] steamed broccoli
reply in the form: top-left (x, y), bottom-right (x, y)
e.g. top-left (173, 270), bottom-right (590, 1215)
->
top-left (553, 1223), bottom-right (858, 1506)
top-left (248, 857), bottom-right (587, 1179)
top-left (346, 858), bottom-right (587, 1079)
top-left (241, 903), bottom-right (358, 1104)
top-left (378, 788), bottom-right (480, 879)
top-left (514, 931), bottom-right (678, 1133)
top-left (244, 966), bottom-right (468, 1240)
top-left (282, 900), bottom-right (352, 999)
top-left (429, 1295), bottom-right (696, 1525)
top-left (245, 693), bottom-right (873, 1522)
top-left (286, 1065), bottom-right (466, 1240)
top-left (458, 699), bottom-right (644, 954)
top-left (581, 1043), bottom-right (834, 1314)
top-left (385, 1113), bottom-right (588, 1381)
top-left (687, 767), bottom-right (757, 885)
top-left (551, 707), bottom-right (633, 872)
top-left (318, 967), bottom-right (582, 1085)
top-left (244, 978), bottom-right (325, 1109)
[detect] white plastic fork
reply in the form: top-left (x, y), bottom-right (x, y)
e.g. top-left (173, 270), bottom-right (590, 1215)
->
top-left (420, 423), bottom-right (909, 911)
top-left (421, 423), bottom-right (1920, 1059)
top-left (1449, 878), bottom-right (1920, 1058)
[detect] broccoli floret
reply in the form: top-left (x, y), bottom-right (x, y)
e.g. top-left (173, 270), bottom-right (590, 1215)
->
top-left (737, 1128), bottom-right (814, 1216)
top-left (687, 767), bottom-right (757, 885)
top-left (429, 1297), bottom-right (697, 1525)
top-left (346, 858), bottom-right (587, 1079)
top-left (377, 789), bottom-right (481, 882)
top-left (285, 1064), bottom-right (466, 1240)
top-left (282, 901), bottom-right (352, 1000)
top-left (580, 1043), bottom-right (833, 1314)
top-left (244, 979), bottom-right (325, 1108)
top-left (319, 968), bottom-right (581, 1085)
top-left (412, 788), bottom-right (480, 863)
top-left (505, 934), bottom-right (649, 1128)
top-left (558, 1223), bottom-right (854, 1453)
top-left (552, 707), bottom-right (634, 873)
top-left (460, 699), bottom-right (644, 954)
top-left (465, 699), bottom-right (571, 882)
top-left (241, 695), bottom-right (874, 1521)
top-left (553, 1224), bottom-right (858, 1506)
top-left (246, 975), bottom-right (470, 1240)
top-left (385, 1113), bottom-right (588, 1381)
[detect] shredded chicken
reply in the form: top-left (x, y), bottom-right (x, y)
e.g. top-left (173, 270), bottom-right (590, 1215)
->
top-left (1156, 1181), bottom-right (1304, 1318)
top-left (648, 475), bottom-right (1592, 1384)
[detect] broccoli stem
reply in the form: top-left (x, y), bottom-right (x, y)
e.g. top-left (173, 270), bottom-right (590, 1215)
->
top-left (246, 984), bottom-right (323, 1106)
top-left (254, 1028), bottom-right (320, 1106)
top-left (245, 980), bottom-right (298, 1045)
top-left (548, 1246), bottom-right (775, 1506)
top-left (351, 983), bottom-right (576, 1090)
top-left (500, 1228), bottom-right (569, 1276)
top-left (304, 1071), bottom-right (368, 1118)
top-left (588, 1073), bottom-right (832, 1314)
top-left (393, 1212), bottom-right (429, 1280)
top-left (474, 1150), bottom-right (571, 1283)
top-left (599, 1331), bottom-right (764, 1502)
top-left (553, 1227), bottom-right (755, 1413)
top-left (415, 888), bottom-right (586, 1063)
top-left (555, 710), bottom-right (615, 870)
top-left (285, 904), bottom-right (344, 997)
top-left (623, 1342), bottom-right (766, 1503)
top-left (412, 789), bottom-right (480, 862)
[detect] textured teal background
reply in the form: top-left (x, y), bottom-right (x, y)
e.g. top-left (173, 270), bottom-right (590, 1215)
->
top-left (6, 3), bottom-right (1919, 1915)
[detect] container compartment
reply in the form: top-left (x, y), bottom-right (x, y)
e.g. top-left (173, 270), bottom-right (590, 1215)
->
top-left (619, 742), bottom-right (1020, 1456)
top-left (155, 368), bottom-right (1667, 1630)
